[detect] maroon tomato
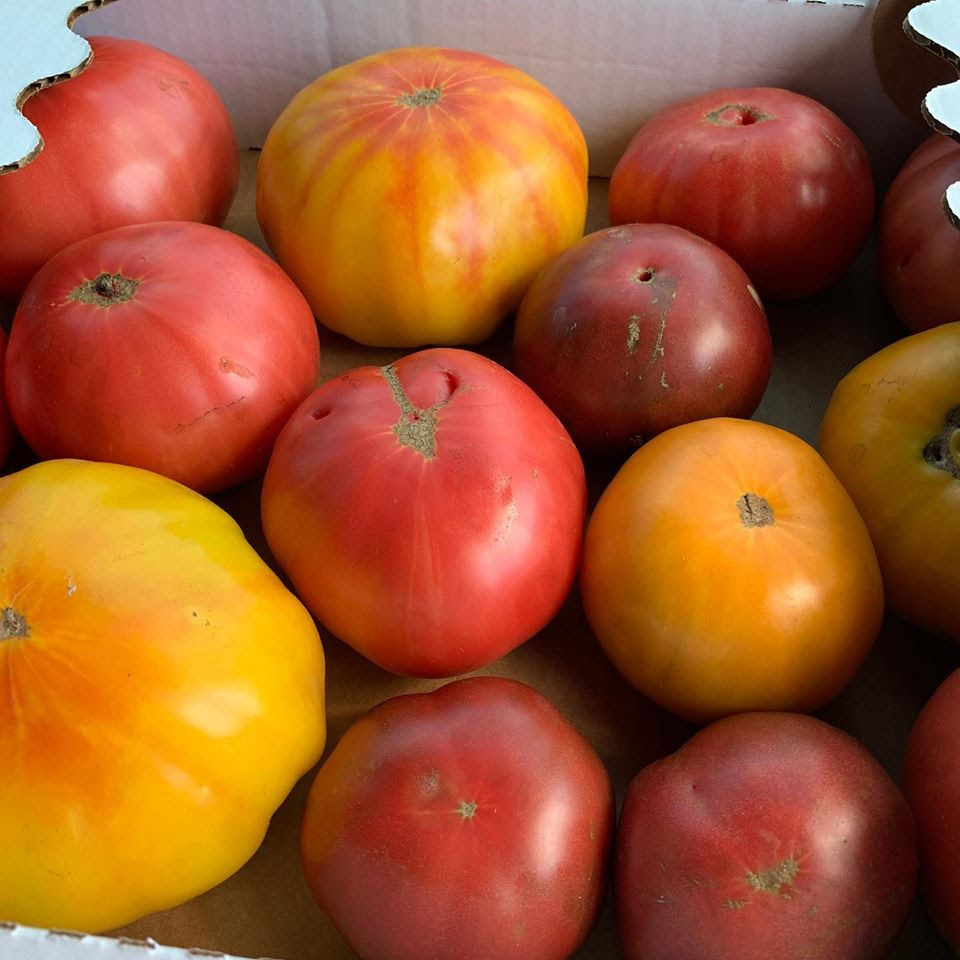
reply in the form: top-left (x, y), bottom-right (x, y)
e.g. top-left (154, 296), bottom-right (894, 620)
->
top-left (261, 348), bottom-right (586, 677)
top-left (903, 668), bottom-right (960, 951)
top-left (616, 712), bottom-right (917, 960)
top-left (301, 676), bottom-right (614, 960)
top-left (513, 223), bottom-right (771, 452)
top-left (0, 36), bottom-right (238, 302)
top-left (608, 87), bottom-right (874, 299)
top-left (6, 221), bottom-right (320, 493)
top-left (877, 133), bottom-right (960, 332)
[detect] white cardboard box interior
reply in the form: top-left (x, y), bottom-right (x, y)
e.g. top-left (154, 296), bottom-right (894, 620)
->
top-left (2, 0), bottom-right (958, 957)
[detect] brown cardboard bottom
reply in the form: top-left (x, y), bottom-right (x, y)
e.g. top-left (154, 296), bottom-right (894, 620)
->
top-left (1, 150), bottom-right (954, 960)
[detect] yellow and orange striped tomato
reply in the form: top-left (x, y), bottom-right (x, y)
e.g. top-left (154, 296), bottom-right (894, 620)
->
top-left (0, 460), bottom-right (326, 932)
top-left (256, 46), bottom-right (588, 347)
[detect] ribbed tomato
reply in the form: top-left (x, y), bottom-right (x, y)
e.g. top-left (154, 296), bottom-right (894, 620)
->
top-left (0, 36), bottom-right (238, 302)
top-left (256, 46), bottom-right (588, 346)
top-left (580, 418), bottom-right (884, 722)
top-left (0, 459), bottom-right (326, 932)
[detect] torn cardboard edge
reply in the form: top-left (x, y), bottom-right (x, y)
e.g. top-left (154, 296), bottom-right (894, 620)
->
top-left (0, 923), bottom-right (267, 960)
top-left (905, 0), bottom-right (960, 224)
top-left (0, 0), bottom-right (116, 175)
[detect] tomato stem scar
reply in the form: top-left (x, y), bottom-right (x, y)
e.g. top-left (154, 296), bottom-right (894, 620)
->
top-left (704, 104), bottom-right (774, 126)
top-left (737, 492), bottom-right (774, 527)
top-left (0, 606), bottom-right (29, 640)
top-left (70, 272), bottom-right (140, 306)
top-left (398, 87), bottom-right (443, 108)
top-left (382, 364), bottom-right (458, 459)
top-left (745, 856), bottom-right (799, 896)
top-left (923, 406), bottom-right (960, 480)
top-left (457, 800), bottom-right (478, 819)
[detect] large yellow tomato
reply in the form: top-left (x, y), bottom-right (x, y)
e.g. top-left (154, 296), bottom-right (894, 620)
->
top-left (580, 418), bottom-right (884, 723)
top-left (819, 323), bottom-right (960, 643)
top-left (0, 460), bottom-right (326, 932)
top-left (256, 46), bottom-right (588, 347)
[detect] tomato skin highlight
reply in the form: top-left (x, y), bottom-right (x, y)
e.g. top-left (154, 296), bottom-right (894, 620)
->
top-left (261, 347), bottom-right (587, 678)
top-left (256, 46), bottom-right (588, 347)
top-left (616, 712), bottom-right (918, 960)
top-left (0, 459), bottom-right (326, 933)
top-left (0, 36), bottom-right (239, 302)
top-left (6, 220), bottom-right (320, 494)
top-left (581, 417), bottom-right (884, 722)
top-left (608, 86), bottom-right (874, 299)
top-left (301, 676), bottom-right (614, 960)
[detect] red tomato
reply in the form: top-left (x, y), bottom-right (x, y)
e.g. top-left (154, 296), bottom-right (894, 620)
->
top-left (616, 712), bottom-right (918, 960)
top-left (904, 668), bottom-right (960, 951)
top-left (6, 221), bottom-right (320, 493)
top-left (257, 46), bottom-right (588, 346)
top-left (877, 133), bottom-right (960, 332)
top-left (0, 36), bottom-right (238, 302)
top-left (301, 676), bottom-right (614, 960)
top-left (261, 348), bottom-right (586, 677)
top-left (608, 87), bottom-right (874, 299)
top-left (513, 223), bottom-right (771, 453)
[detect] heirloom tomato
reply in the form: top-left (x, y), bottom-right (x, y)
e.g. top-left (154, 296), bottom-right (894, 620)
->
top-left (617, 712), bottom-right (918, 960)
top-left (608, 87), bottom-right (874, 299)
top-left (301, 676), bottom-right (614, 960)
top-left (819, 323), bottom-right (960, 643)
top-left (256, 46), bottom-right (588, 346)
top-left (513, 223), bottom-right (771, 453)
top-left (0, 36), bottom-right (238, 302)
top-left (0, 459), bottom-right (326, 933)
top-left (6, 221), bottom-right (320, 494)
top-left (904, 668), bottom-right (960, 951)
top-left (261, 348), bottom-right (586, 677)
top-left (877, 133), bottom-right (960, 332)
top-left (580, 418), bottom-right (884, 722)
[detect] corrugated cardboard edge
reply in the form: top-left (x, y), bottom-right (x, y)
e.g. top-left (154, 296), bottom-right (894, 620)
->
top-left (904, 0), bottom-right (960, 225)
top-left (0, 923), bottom-right (277, 960)
top-left (0, 0), bottom-right (117, 174)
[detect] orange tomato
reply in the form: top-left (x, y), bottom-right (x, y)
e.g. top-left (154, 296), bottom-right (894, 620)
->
top-left (819, 323), bottom-right (960, 643)
top-left (0, 460), bottom-right (326, 932)
top-left (256, 46), bottom-right (588, 347)
top-left (580, 418), bottom-right (883, 723)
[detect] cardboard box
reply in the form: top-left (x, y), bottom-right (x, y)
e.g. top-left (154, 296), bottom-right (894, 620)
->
top-left (1, 1), bottom-right (955, 958)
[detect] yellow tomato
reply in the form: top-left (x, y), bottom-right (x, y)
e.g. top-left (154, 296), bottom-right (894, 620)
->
top-left (0, 460), bottom-right (326, 932)
top-left (256, 46), bottom-right (588, 347)
top-left (581, 418), bottom-right (884, 723)
top-left (819, 323), bottom-right (960, 643)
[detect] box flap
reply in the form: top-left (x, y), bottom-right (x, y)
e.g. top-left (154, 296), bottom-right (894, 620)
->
top-left (75, 0), bottom-right (924, 179)
top-left (0, 0), bottom-right (115, 173)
